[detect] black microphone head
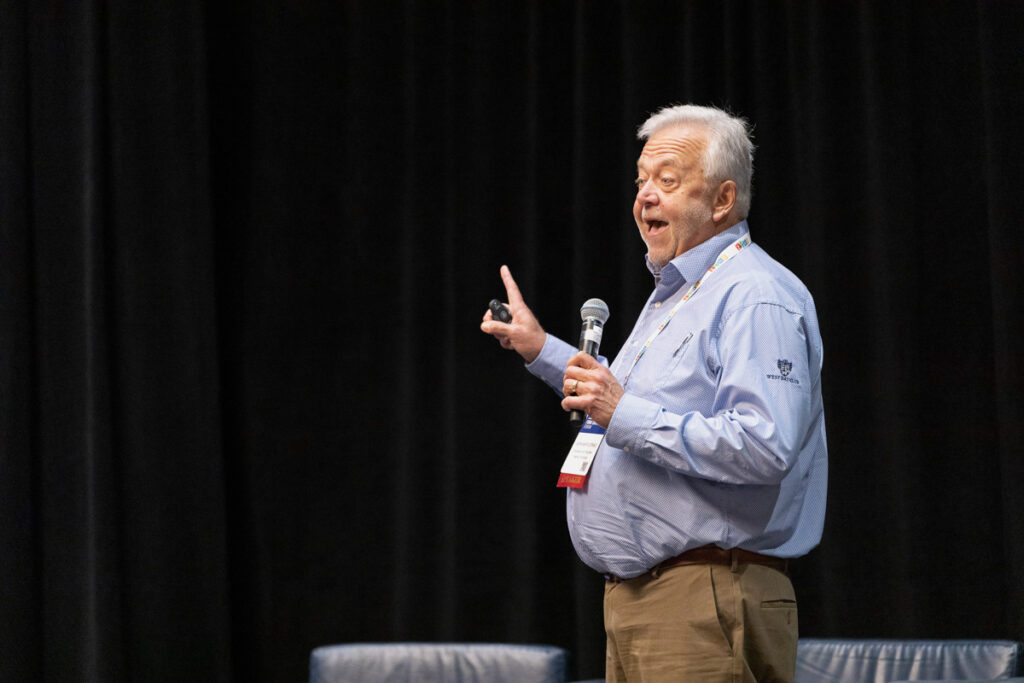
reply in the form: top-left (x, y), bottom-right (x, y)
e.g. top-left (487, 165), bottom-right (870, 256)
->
top-left (580, 298), bottom-right (610, 324)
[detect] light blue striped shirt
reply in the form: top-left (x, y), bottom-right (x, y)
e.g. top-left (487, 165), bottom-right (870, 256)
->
top-left (527, 221), bottom-right (827, 578)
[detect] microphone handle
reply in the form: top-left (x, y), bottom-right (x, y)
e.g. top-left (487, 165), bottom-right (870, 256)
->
top-left (569, 337), bottom-right (601, 429)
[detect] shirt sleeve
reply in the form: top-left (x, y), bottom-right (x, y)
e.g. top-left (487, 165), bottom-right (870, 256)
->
top-left (524, 333), bottom-right (577, 395)
top-left (604, 301), bottom-right (817, 485)
top-left (525, 333), bottom-right (610, 396)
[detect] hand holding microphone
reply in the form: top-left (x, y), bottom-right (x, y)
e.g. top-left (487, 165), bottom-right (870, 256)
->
top-left (563, 298), bottom-right (623, 430)
top-left (568, 299), bottom-right (609, 428)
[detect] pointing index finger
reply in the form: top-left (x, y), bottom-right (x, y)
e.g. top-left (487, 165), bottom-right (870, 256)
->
top-left (500, 265), bottom-right (525, 307)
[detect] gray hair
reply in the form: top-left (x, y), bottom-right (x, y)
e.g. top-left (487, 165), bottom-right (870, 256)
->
top-left (637, 104), bottom-right (754, 219)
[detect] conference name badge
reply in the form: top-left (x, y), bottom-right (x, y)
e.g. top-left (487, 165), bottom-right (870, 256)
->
top-left (556, 416), bottom-right (605, 488)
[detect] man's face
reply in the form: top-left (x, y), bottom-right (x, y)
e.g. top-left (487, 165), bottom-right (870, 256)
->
top-left (633, 126), bottom-right (716, 268)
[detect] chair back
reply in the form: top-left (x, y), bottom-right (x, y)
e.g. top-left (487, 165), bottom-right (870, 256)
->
top-left (795, 639), bottom-right (1024, 682)
top-left (309, 642), bottom-right (569, 683)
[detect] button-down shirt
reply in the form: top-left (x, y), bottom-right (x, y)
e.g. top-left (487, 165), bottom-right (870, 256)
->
top-left (527, 221), bottom-right (827, 578)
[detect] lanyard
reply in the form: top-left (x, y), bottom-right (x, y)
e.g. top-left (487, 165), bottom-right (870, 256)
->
top-left (622, 233), bottom-right (751, 386)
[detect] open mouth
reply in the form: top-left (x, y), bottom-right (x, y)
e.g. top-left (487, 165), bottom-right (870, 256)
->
top-left (646, 219), bottom-right (668, 235)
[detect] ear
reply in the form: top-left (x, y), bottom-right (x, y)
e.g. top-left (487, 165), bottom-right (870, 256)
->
top-left (711, 180), bottom-right (737, 223)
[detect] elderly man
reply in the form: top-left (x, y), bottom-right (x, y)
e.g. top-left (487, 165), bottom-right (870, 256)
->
top-left (481, 104), bottom-right (827, 682)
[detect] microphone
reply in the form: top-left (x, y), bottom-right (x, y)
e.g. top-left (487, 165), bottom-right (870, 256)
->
top-left (569, 298), bottom-right (610, 428)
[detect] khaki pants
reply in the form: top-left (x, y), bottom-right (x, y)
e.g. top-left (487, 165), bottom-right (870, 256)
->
top-left (604, 562), bottom-right (798, 682)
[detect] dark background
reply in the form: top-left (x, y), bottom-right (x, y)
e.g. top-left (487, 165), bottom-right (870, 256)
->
top-left (2, 1), bottom-right (1022, 681)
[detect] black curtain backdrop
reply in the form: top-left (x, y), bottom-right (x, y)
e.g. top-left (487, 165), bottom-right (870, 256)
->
top-left (2, 1), bottom-right (1022, 681)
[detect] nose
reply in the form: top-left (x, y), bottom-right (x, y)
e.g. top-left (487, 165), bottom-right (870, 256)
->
top-left (636, 179), bottom-right (658, 206)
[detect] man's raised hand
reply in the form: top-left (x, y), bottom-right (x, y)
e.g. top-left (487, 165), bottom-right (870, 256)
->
top-left (480, 265), bottom-right (547, 363)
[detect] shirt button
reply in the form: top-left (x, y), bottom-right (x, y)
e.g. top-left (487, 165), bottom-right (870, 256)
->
top-left (623, 446), bottom-right (630, 452)
top-left (654, 301), bottom-right (662, 308)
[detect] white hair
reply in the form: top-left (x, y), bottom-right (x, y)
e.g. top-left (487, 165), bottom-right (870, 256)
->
top-left (637, 104), bottom-right (754, 219)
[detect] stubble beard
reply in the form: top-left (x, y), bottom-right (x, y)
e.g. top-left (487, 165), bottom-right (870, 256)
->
top-left (646, 200), bottom-right (715, 268)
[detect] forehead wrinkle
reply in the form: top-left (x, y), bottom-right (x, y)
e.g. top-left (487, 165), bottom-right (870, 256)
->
top-left (636, 157), bottom-right (681, 172)
top-left (637, 127), bottom-right (707, 171)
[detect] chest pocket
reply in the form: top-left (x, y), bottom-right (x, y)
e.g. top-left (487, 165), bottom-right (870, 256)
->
top-left (627, 323), bottom-right (714, 396)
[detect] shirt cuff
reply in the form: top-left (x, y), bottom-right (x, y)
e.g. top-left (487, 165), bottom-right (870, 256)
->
top-left (605, 391), bottom-right (662, 454)
top-left (524, 333), bottom-right (575, 390)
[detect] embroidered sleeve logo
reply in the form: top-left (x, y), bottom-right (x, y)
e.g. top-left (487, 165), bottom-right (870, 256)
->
top-left (767, 359), bottom-right (800, 385)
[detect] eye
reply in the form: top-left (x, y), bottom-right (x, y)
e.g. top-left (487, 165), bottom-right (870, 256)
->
top-left (660, 175), bottom-right (677, 187)
top-left (634, 177), bottom-right (647, 189)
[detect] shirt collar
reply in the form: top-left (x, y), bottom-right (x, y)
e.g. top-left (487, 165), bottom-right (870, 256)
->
top-left (645, 221), bottom-right (750, 290)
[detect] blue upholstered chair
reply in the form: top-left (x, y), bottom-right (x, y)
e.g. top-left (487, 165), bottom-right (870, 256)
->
top-left (309, 642), bottom-right (569, 683)
top-left (795, 639), bottom-right (1024, 682)
top-left (310, 638), bottom-right (1024, 682)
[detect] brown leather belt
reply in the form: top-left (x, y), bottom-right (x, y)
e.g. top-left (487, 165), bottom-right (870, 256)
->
top-left (604, 545), bottom-right (788, 583)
